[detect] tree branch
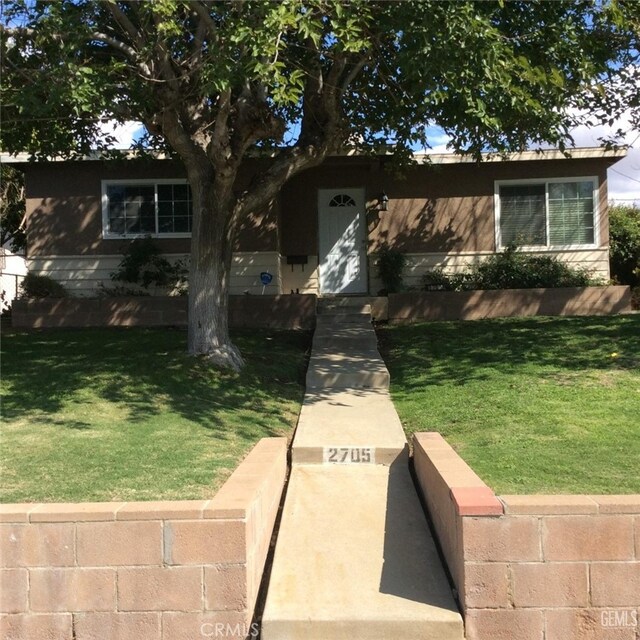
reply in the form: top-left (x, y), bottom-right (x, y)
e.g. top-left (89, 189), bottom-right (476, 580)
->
top-left (105, 1), bottom-right (143, 48)
top-left (207, 88), bottom-right (232, 163)
top-left (192, 1), bottom-right (218, 40)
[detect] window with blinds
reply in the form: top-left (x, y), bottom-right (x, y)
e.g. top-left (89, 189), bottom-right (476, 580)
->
top-left (498, 179), bottom-right (596, 249)
top-left (103, 180), bottom-right (193, 238)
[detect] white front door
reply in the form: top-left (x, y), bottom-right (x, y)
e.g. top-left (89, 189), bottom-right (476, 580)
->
top-left (318, 188), bottom-right (368, 294)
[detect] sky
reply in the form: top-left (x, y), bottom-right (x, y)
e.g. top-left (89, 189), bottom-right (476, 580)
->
top-left (101, 118), bottom-right (640, 206)
top-left (421, 118), bottom-right (640, 206)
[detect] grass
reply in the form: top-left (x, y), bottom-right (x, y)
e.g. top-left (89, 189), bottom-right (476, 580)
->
top-left (379, 315), bottom-right (640, 494)
top-left (0, 327), bottom-right (310, 503)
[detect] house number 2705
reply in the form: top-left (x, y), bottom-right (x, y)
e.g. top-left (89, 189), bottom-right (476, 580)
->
top-left (323, 447), bottom-right (375, 464)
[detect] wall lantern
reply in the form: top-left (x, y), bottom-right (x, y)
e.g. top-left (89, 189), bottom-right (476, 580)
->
top-left (379, 191), bottom-right (389, 212)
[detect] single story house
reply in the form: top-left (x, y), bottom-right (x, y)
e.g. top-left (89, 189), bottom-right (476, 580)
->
top-left (3, 147), bottom-right (626, 297)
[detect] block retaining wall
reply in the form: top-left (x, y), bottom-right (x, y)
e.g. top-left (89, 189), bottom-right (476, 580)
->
top-left (413, 432), bottom-right (640, 640)
top-left (0, 437), bottom-right (287, 640)
top-left (11, 295), bottom-right (316, 330)
top-left (389, 286), bottom-right (631, 322)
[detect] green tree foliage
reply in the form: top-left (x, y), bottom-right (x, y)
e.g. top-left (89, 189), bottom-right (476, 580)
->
top-left (0, 164), bottom-right (26, 252)
top-left (609, 204), bottom-right (640, 287)
top-left (1, 1), bottom-right (637, 367)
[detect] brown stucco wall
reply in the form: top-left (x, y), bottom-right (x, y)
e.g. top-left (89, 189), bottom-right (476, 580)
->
top-left (23, 159), bottom-right (279, 257)
top-left (22, 154), bottom-right (613, 261)
top-left (278, 156), bottom-right (612, 257)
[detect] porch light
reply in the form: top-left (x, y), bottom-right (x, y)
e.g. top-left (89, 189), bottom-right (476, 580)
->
top-left (379, 191), bottom-right (389, 212)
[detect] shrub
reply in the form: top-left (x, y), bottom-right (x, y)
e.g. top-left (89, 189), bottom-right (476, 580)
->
top-left (421, 246), bottom-right (598, 291)
top-left (96, 283), bottom-right (151, 297)
top-left (111, 236), bottom-right (188, 292)
top-left (19, 273), bottom-right (68, 298)
top-left (420, 267), bottom-right (469, 291)
top-left (609, 204), bottom-right (640, 287)
top-left (377, 247), bottom-right (406, 294)
top-left (470, 246), bottom-right (595, 289)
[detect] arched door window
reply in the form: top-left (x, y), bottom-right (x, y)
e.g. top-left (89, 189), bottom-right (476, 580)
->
top-left (329, 194), bottom-right (357, 207)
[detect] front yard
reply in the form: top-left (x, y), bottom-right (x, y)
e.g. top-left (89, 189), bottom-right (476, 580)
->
top-left (379, 315), bottom-right (640, 494)
top-left (1, 327), bottom-right (310, 503)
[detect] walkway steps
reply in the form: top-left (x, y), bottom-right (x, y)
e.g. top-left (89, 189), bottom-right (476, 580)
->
top-left (261, 465), bottom-right (463, 640)
top-left (262, 299), bottom-right (464, 640)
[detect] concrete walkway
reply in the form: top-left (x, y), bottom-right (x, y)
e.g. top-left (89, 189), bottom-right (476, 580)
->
top-left (262, 299), bottom-right (464, 640)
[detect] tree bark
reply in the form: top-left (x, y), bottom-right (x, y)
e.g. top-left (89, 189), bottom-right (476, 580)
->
top-left (186, 164), bottom-right (244, 371)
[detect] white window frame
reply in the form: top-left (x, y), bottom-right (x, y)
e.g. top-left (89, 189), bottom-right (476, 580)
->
top-left (101, 179), bottom-right (192, 239)
top-left (494, 176), bottom-right (599, 251)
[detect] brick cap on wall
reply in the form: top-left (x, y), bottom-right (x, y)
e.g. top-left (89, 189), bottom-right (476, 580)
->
top-left (413, 432), bottom-right (503, 517)
top-left (0, 437), bottom-right (288, 523)
top-left (501, 494), bottom-right (640, 515)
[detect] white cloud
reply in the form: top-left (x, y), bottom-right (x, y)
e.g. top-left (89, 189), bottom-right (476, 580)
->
top-left (566, 113), bottom-right (640, 205)
top-left (421, 117), bottom-right (640, 205)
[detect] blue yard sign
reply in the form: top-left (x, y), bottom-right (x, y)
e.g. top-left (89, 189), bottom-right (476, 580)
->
top-left (260, 271), bottom-right (273, 294)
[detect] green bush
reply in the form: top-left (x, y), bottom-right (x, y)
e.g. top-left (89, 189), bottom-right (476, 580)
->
top-left (421, 246), bottom-right (598, 291)
top-left (470, 246), bottom-right (595, 289)
top-left (420, 267), bottom-right (469, 291)
top-left (377, 247), bottom-right (406, 294)
top-left (19, 273), bottom-right (68, 298)
top-left (96, 283), bottom-right (151, 297)
top-left (111, 236), bottom-right (188, 292)
top-left (609, 204), bottom-right (640, 287)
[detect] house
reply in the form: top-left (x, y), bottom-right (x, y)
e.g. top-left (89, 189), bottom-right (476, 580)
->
top-left (3, 147), bottom-right (626, 297)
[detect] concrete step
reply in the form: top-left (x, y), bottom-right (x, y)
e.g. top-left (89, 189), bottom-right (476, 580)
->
top-left (306, 351), bottom-right (390, 389)
top-left (315, 313), bottom-right (372, 325)
top-left (317, 304), bottom-right (372, 316)
top-left (262, 464), bottom-right (464, 640)
top-left (292, 389), bottom-right (409, 465)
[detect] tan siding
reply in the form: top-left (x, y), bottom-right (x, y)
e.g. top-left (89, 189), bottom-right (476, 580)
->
top-left (29, 252), bottom-right (282, 296)
top-left (280, 256), bottom-right (319, 294)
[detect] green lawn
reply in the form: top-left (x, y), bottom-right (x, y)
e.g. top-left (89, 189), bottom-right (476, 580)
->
top-left (1, 327), bottom-right (310, 503)
top-left (379, 316), bottom-right (640, 494)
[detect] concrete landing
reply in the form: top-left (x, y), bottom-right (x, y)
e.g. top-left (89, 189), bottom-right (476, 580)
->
top-left (261, 464), bottom-right (463, 640)
top-left (292, 389), bottom-right (408, 465)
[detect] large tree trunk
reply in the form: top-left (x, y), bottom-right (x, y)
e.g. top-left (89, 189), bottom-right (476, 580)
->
top-left (187, 166), bottom-right (244, 371)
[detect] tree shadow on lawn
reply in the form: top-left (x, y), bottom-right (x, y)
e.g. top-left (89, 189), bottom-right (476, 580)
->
top-left (1, 327), bottom-right (311, 440)
top-left (378, 315), bottom-right (640, 391)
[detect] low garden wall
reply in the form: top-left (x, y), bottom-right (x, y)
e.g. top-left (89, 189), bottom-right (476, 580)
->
top-left (11, 294), bottom-right (316, 330)
top-left (413, 432), bottom-right (640, 640)
top-left (0, 437), bottom-right (287, 640)
top-left (389, 285), bottom-right (631, 322)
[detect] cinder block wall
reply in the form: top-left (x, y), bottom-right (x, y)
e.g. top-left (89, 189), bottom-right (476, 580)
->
top-left (413, 433), bottom-right (640, 640)
top-left (11, 295), bottom-right (317, 330)
top-left (0, 437), bottom-right (287, 640)
top-left (389, 286), bottom-right (632, 323)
